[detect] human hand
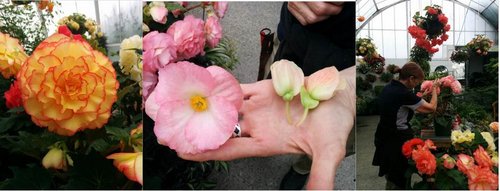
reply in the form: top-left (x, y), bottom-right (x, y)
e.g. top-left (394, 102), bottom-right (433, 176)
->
top-left (179, 66), bottom-right (356, 189)
top-left (287, 2), bottom-right (344, 26)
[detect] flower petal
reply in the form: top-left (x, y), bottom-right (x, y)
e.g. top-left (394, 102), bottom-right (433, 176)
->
top-left (154, 99), bottom-right (199, 154)
top-left (184, 96), bottom-right (237, 152)
top-left (154, 61), bottom-right (215, 104)
top-left (206, 66), bottom-right (243, 110)
top-left (306, 66), bottom-right (340, 101)
top-left (150, 6), bottom-right (168, 24)
top-left (270, 59), bottom-right (304, 100)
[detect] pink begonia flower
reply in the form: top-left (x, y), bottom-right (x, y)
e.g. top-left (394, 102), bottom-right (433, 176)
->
top-left (451, 80), bottom-right (462, 94)
top-left (145, 62), bottom-right (243, 154)
top-left (474, 145), bottom-right (494, 169)
top-left (143, 31), bottom-right (177, 100)
top-left (167, 15), bottom-right (206, 60)
top-left (467, 165), bottom-right (499, 190)
top-left (441, 154), bottom-right (456, 169)
top-left (213, 2), bottom-right (228, 18)
top-left (456, 154), bottom-right (476, 176)
top-left (420, 80), bottom-right (440, 95)
top-left (420, 80), bottom-right (433, 92)
top-left (439, 75), bottom-right (455, 87)
top-left (204, 16), bottom-right (222, 48)
top-left (143, 31), bottom-right (177, 70)
top-left (150, 6), bottom-right (168, 24)
top-left (143, 58), bottom-right (158, 100)
top-left (305, 66), bottom-right (344, 101)
top-left (107, 152), bottom-right (143, 185)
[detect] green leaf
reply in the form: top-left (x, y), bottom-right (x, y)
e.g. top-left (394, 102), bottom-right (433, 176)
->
top-left (2, 131), bottom-right (62, 159)
top-left (6, 106), bottom-right (24, 113)
top-left (62, 152), bottom-right (120, 189)
top-left (165, 2), bottom-right (187, 12)
top-left (88, 138), bottom-right (112, 153)
top-left (2, 164), bottom-right (52, 189)
top-left (105, 126), bottom-right (130, 141)
top-left (412, 180), bottom-right (430, 190)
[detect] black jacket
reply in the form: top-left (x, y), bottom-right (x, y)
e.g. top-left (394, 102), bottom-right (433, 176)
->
top-left (273, 2), bottom-right (355, 75)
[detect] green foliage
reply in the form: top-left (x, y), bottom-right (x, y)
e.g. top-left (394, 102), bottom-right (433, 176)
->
top-left (205, 38), bottom-right (239, 70)
top-left (450, 48), bottom-right (469, 63)
top-left (356, 63), bottom-right (370, 74)
top-left (386, 64), bottom-right (399, 74)
top-left (62, 152), bottom-right (124, 189)
top-left (0, 1), bottom-right (55, 54)
top-left (1, 164), bottom-right (52, 189)
top-left (365, 73), bottom-right (376, 83)
top-left (410, 46), bottom-right (431, 76)
top-left (380, 72), bottom-right (394, 83)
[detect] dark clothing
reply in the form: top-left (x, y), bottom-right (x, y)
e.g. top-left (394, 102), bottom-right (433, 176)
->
top-left (274, 2), bottom-right (355, 75)
top-left (372, 80), bottom-right (423, 188)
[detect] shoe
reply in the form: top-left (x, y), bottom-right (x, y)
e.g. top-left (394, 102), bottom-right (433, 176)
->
top-left (279, 167), bottom-right (309, 190)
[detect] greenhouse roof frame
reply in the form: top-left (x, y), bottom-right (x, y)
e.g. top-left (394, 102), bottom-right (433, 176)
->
top-left (356, 0), bottom-right (498, 34)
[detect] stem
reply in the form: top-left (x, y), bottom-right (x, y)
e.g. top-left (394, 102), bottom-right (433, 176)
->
top-left (285, 101), bottom-right (293, 124)
top-left (185, 3), bottom-right (202, 12)
top-left (296, 107), bottom-right (309, 127)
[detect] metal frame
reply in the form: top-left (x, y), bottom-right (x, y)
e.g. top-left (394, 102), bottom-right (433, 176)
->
top-left (356, 0), bottom-right (498, 34)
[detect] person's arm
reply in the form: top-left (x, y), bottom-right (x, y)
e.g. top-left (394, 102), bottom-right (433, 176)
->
top-left (416, 85), bottom-right (438, 113)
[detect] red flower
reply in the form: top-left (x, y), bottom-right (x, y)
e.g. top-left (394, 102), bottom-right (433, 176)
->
top-left (402, 138), bottom-right (425, 158)
top-left (424, 139), bottom-right (437, 150)
top-left (4, 80), bottom-right (22, 109)
top-left (431, 39), bottom-right (439, 46)
top-left (412, 146), bottom-right (437, 176)
top-left (444, 24), bottom-right (451, 32)
top-left (427, 7), bottom-right (438, 15)
top-left (438, 14), bottom-right (448, 25)
top-left (442, 33), bottom-right (449, 41)
top-left (408, 26), bottom-right (427, 39)
top-left (437, 39), bottom-right (443, 45)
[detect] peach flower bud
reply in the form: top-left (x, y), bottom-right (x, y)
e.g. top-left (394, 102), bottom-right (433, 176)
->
top-left (42, 148), bottom-right (72, 171)
top-left (441, 154), bottom-right (456, 169)
top-left (107, 152), bottom-right (143, 185)
top-left (305, 66), bottom-right (344, 101)
top-left (270, 59), bottom-right (304, 101)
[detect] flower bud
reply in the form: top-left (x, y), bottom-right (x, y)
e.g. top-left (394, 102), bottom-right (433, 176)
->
top-left (270, 59), bottom-right (304, 101)
top-left (42, 148), bottom-right (70, 171)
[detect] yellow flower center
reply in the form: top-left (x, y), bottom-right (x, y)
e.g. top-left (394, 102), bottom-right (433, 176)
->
top-left (190, 95), bottom-right (208, 112)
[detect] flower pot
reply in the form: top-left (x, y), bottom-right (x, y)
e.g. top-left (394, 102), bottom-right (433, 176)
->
top-left (434, 116), bottom-right (452, 136)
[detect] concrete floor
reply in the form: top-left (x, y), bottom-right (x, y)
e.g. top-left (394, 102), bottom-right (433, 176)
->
top-left (355, 115), bottom-right (386, 190)
top-left (204, 2), bottom-right (356, 189)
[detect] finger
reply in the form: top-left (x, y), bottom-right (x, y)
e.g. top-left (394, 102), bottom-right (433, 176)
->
top-left (306, 2), bottom-right (343, 16)
top-left (288, 2), bottom-right (309, 25)
top-left (178, 138), bottom-right (261, 161)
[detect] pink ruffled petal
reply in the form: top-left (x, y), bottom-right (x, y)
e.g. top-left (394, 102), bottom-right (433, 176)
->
top-left (184, 96), bottom-right (238, 152)
top-left (150, 6), bottom-right (168, 24)
top-left (206, 66), bottom-right (243, 110)
top-left (154, 100), bottom-right (199, 154)
top-left (154, 62), bottom-right (215, 103)
top-left (144, 90), bottom-right (160, 121)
